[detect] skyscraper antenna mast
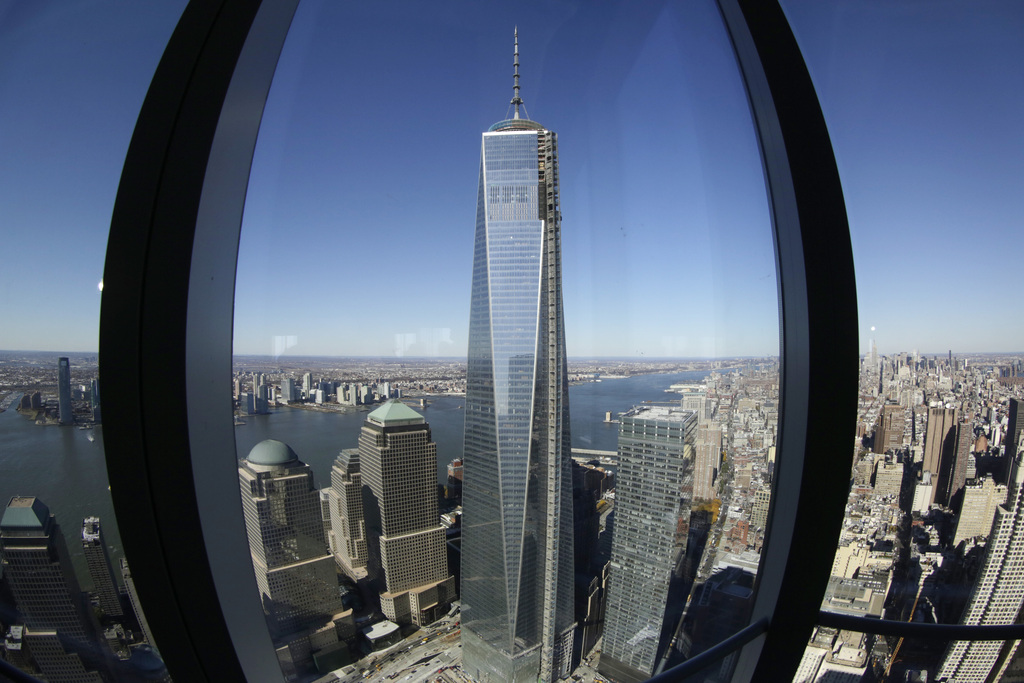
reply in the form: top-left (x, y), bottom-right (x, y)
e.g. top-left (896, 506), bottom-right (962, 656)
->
top-left (511, 27), bottom-right (524, 119)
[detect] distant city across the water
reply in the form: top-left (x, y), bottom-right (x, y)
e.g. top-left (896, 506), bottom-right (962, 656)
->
top-left (0, 364), bottom-right (718, 589)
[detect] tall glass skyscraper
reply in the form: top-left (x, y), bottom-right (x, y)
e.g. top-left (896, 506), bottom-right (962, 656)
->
top-left (460, 31), bottom-right (575, 683)
top-left (600, 406), bottom-right (698, 682)
top-left (58, 356), bottom-right (73, 425)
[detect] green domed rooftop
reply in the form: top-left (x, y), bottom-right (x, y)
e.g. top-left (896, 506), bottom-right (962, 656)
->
top-left (246, 439), bottom-right (299, 467)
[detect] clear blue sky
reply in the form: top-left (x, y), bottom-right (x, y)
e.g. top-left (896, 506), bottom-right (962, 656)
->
top-left (2, 1), bottom-right (1022, 358)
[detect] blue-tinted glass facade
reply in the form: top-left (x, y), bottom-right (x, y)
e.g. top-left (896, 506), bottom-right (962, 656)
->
top-left (462, 125), bottom-right (575, 683)
top-left (601, 407), bottom-right (698, 681)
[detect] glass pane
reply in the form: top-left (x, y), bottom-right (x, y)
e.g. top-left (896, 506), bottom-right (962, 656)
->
top-left (0, 2), bottom-right (186, 680)
top-left (232, 1), bottom-right (778, 681)
top-left (782, 1), bottom-right (1024, 680)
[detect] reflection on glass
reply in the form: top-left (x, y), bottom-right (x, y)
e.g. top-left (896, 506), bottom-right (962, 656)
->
top-left (232, 0), bottom-right (777, 681)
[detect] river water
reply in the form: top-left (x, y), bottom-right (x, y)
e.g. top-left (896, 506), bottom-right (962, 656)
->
top-left (0, 369), bottom-right (708, 587)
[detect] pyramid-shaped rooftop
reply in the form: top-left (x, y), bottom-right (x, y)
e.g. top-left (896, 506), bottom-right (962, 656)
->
top-left (1, 497), bottom-right (50, 530)
top-left (367, 400), bottom-right (425, 427)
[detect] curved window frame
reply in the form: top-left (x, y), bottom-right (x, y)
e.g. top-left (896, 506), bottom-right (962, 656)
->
top-left (100, 1), bottom-right (298, 680)
top-left (96, 1), bottom-right (1015, 682)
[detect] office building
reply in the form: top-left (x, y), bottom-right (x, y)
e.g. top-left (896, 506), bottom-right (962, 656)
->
top-left (1007, 398), bottom-right (1024, 460)
top-left (857, 441), bottom-right (877, 475)
top-left (254, 383), bottom-right (270, 414)
top-left (873, 459), bottom-right (904, 499)
top-left (239, 440), bottom-right (350, 679)
top-left (120, 558), bottom-right (156, 646)
top-left (81, 517), bottom-right (123, 618)
top-left (952, 477), bottom-right (1007, 547)
top-left (1, 497), bottom-right (106, 682)
top-left (280, 377), bottom-right (295, 404)
top-left (600, 406), bottom-right (697, 683)
top-left (937, 421), bottom-right (974, 507)
top-left (751, 488), bottom-right (773, 530)
top-left (694, 423), bottom-right (723, 502)
top-left (319, 489), bottom-right (334, 556)
top-left (922, 407), bottom-right (957, 505)
top-left (446, 458), bottom-right (464, 500)
top-left (89, 378), bottom-right (101, 423)
top-left (873, 403), bottom-right (904, 454)
top-left (679, 389), bottom-right (708, 420)
top-left (912, 472), bottom-right (934, 514)
top-left (327, 448), bottom-right (368, 578)
top-left (937, 456), bottom-right (1024, 681)
top-left (461, 31), bottom-right (576, 683)
top-left (58, 356), bottom-right (73, 425)
top-left (357, 401), bottom-right (454, 625)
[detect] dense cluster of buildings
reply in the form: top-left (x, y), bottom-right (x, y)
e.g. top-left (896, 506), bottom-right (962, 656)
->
top-left (791, 349), bottom-right (1024, 681)
top-left (7, 30), bottom-right (1024, 683)
top-left (234, 371), bottom-right (404, 416)
top-left (9, 345), bottom-right (1024, 683)
top-left (1, 355), bottom-right (102, 426)
top-left (233, 400), bottom-right (457, 679)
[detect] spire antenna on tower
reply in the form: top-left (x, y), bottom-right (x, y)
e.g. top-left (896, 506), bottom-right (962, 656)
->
top-left (511, 27), bottom-right (523, 119)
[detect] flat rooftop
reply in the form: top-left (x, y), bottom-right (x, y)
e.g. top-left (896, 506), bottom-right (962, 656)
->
top-left (621, 405), bottom-right (696, 423)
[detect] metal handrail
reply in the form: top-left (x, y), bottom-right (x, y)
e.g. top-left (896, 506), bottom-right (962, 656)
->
top-left (647, 618), bottom-right (770, 683)
top-left (818, 611), bottom-right (1024, 641)
top-left (0, 658), bottom-right (45, 683)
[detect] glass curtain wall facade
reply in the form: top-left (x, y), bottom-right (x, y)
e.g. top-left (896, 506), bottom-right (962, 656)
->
top-left (601, 406), bottom-right (698, 682)
top-left (461, 121), bottom-right (575, 683)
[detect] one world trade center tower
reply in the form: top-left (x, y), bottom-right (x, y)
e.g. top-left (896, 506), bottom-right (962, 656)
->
top-left (460, 30), bottom-right (576, 683)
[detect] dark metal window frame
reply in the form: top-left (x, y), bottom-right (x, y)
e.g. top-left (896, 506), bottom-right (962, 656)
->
top-left (95, 1), bottom-right (1024, 682)
top-left (100, 1), bottom-right (298, 681)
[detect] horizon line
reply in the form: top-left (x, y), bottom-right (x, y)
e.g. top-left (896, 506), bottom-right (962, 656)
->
top-left (4, 349), bottom-right (1024, 359)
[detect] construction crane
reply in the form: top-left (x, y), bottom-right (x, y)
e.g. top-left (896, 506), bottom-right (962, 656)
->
top-left (884, 579), bottom-right (926, 679)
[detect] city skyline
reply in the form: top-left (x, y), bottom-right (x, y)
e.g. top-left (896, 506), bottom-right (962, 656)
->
top-left (5, 340), bottom-right (1024, 678)
top-left (2, 4), bottom-right (1024, 677)
top-left (3, 2), bottom-right (1023, 356)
